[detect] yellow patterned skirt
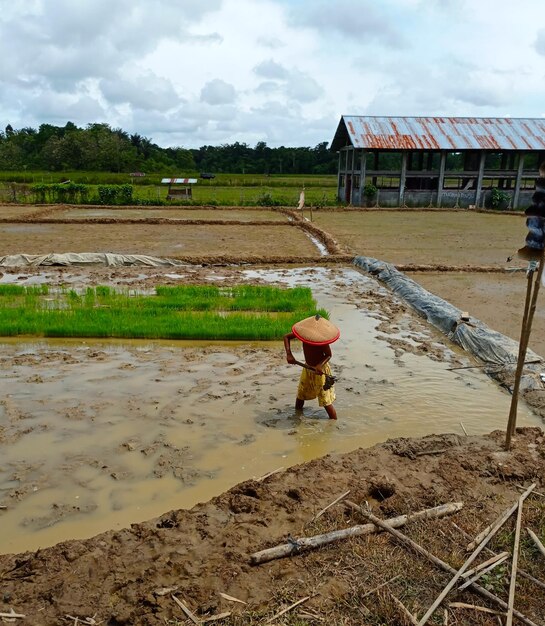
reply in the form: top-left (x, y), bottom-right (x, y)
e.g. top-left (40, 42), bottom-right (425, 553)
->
top-left (296, 363), bottom-right (336, 407)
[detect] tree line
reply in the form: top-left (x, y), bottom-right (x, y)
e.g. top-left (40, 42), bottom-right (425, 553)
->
top-left (0, 122), bottom-right (337, 175)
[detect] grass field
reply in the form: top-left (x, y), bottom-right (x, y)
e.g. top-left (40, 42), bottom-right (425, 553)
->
top-left (0, 284), bottom-right (327, 339)
top-left (0, 171), bottom-right (338, 206)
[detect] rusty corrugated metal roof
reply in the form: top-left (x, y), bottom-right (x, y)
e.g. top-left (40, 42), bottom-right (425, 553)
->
top-left (330, 116), bottom-right (545, 151)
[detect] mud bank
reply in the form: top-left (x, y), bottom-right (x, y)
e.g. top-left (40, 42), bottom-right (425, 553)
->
top-left (0, 428), bottom-right (544, 625)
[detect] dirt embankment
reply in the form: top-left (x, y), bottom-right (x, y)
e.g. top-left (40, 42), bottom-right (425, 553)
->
top-left (1, 428), bottom-right (544, 625)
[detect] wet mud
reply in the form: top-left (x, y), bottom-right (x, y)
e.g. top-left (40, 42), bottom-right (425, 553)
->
top-left (0, 266), bottom-right (541, 556)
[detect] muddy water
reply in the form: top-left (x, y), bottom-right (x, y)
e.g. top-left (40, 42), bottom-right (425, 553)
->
top-left (0, 267), bottom-right (541, 555)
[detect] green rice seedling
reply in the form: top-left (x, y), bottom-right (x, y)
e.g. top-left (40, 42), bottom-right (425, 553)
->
top-left (0, 283), bottom-right (327, 341)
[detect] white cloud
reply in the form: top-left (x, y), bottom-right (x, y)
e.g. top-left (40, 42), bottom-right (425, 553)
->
top-left (200, 79), bottom-right (237, 105)
top-left (1, 0), bottom-right (544, 147)
top-left (536, 29), bottom-right (545, 56)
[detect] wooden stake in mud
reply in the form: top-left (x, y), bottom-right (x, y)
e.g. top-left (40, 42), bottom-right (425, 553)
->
top-left (506, 253), bottom-right (545, 450)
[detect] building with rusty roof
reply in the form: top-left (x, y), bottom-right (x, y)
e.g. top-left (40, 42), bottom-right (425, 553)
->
top-left (330, 116), bottom-right (545, 209)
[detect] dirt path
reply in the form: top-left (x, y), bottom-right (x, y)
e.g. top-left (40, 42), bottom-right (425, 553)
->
top-left (0, 428), bottom-right (543, 625)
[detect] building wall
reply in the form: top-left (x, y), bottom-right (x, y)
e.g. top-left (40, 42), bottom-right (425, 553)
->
top-left (337, 186), bottom-right (535, 209)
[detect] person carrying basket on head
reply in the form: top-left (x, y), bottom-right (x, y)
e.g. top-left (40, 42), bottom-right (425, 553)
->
top-left (283, 314), bottom-right (340, 420)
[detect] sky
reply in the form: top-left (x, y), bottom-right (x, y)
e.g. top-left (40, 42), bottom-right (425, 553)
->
top-left (1, 0), bottom-right (544, 148)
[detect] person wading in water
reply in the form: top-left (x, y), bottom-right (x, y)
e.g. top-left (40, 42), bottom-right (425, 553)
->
top-left (283, 314), bottom-right (340, 420)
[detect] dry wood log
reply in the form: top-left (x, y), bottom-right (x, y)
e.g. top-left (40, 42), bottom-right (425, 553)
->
top-left (250, 502), bottom-right (463, 565)
top-left (506, 495), bottom-right (525, 626)
top-left (467, 484), bottom-right (535, 551)
top-left (419, 484), bottom-right (535, 626)
top-left (527, 528), bottom-right (545, 559)
top-left (0, 505), bottom-right (7, 510)
top-left (311, 490), bottom-right (350, 521)
top-left (265, 596), bottom-right (310, 623)
top-left (356, 506), bottom-right (540, 626)
top-left (452, 522), bottom-right (545, 592)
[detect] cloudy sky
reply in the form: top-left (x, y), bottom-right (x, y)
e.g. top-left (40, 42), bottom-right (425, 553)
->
top-left (1, 0), bottom-right (544, 148)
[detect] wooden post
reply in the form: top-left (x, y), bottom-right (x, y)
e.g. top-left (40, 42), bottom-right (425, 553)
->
top-left (513, 153), bottom-right (525, 209)
top-left (360, 149), bottom-right (367, 206)
top-left (336, 151), bottom-right (342, 202)
top-left (437, 151), bottom-right (446, 207)
top-left (399, 152), bottom-right (408, 207)
top-left (506, 251), bottom-right (545, 449)
top-left (475, 152), bottom-right (486, 207)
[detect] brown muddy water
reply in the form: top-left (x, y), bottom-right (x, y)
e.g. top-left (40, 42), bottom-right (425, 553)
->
top-left (0, 267), bottom-right (542, 555)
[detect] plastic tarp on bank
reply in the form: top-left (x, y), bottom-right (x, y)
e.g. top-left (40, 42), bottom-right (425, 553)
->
top-left (353, 256), bottom-right (543, 389)
top-left (0, 253), bottom-right (186, 267)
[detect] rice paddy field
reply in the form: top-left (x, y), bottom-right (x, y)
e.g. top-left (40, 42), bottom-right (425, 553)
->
top-left (0, 284), bottom-right (325, 340)
top-left (1, 203), bottom-right (544, 625)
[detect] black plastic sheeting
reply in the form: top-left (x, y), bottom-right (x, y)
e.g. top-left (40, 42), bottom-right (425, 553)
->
top-left (353, 256), bottom-right (543, 390)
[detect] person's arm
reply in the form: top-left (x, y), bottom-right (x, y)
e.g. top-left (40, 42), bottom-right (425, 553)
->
top-left (314, 344), bottom-right (332, 374)
top-left (283, 332), bottom-right (297, 364)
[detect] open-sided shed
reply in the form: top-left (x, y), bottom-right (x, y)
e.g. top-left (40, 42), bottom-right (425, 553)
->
top-left (330, 116), bottom-right (545, 208)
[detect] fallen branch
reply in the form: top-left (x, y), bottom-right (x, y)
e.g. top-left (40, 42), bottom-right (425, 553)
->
top-left (459, 422), bottom-right (468, 436)
top-left (419, 484), bottom-right (535, 625)
top-left (171, 595), bottom-right (200, 625)
top-left (467, 484), bottom-right (535, 551)
top-left (250, 502), bottom-right (463, 565)
top-left (459, 554), bottom-right (509, 591)
top-left (219, 592), bottom-right (246, 605)
top-left (0, 610), bottom-right (26, 619)
top-left (507, 494), bottom-right (525, 626)
top-left (201, 613), bottom-right (231, 623)
top-left (311, 490), bottom-right (350, 521)
top-left (449, 602), bottom-right (504, 616)
top-left (265, 596), bottom-right (310, 623)
top-left (0, 506), bottom-right (7, 510)
top-left (527, 528), bottom-right (545, 559)
top-left (516, 485), bottom-right (545, 499)
top-left (461, 552), bottom-right (509, 580)
top-left (391, 595), bottom-right (419, 625)
top-left (356, 505), bottom-right (539, 626)
top-left (452, 522), bottom-right (545, 591)
top-left (360, 574), bottom-right (401, 599)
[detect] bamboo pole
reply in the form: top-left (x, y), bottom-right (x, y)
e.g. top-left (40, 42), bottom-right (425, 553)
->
top-left (452, 521), bottom-right (545, 592)
top-left (506, 253), bottom-right (545, 450)
top-left (527, 528), bottom-right (545, 559)
top-left (419, 485), bottom-right (534, 625)
top-left (459, 554), bottom-right (509, 591)
top-left (311, 490), bottom-right (350, 521)
top-left (506, 493), bottom-right (525, 626)
top-left (250, 502), bottom-right (463, 565)
top-left (467, 484), bottom-right (536, 551)
top-left (356, 507), bottom-right (540, 626)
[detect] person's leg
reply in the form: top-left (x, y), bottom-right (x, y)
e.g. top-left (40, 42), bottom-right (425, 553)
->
top-left (324, 404), bottom-right (337, 420)
top-left (295, 398), bottom-right (305, 410)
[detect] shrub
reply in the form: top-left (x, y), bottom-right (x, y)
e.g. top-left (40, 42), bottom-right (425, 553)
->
top-left (490, 188), bottom-right (510, 209)
top-left (97, 184), bottom-right (134, 205)
top-left (364, 182), bottom-right (377, 201)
